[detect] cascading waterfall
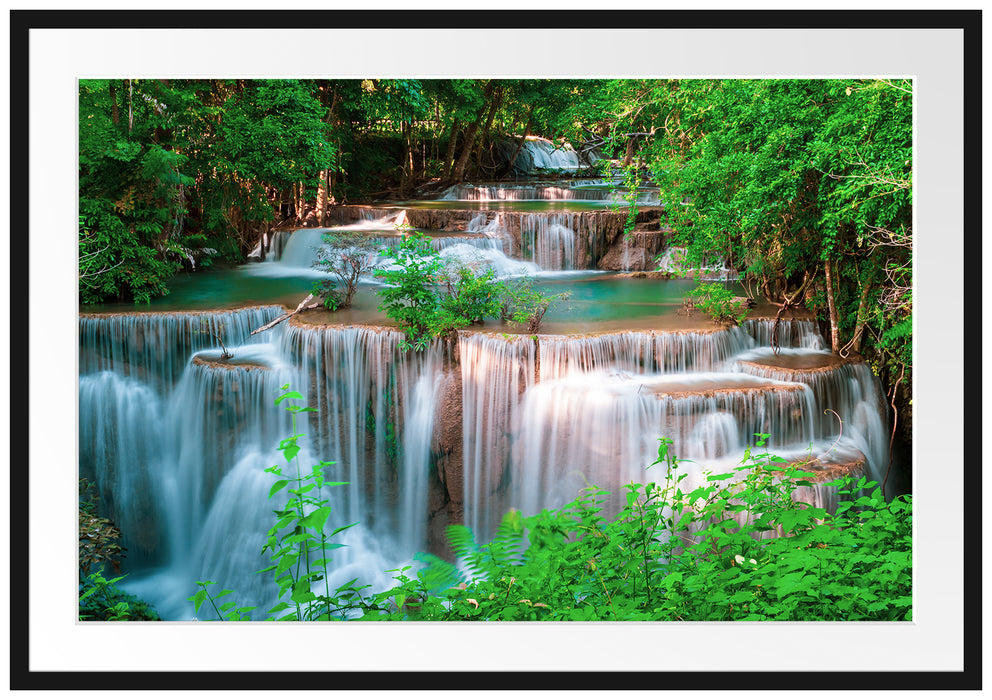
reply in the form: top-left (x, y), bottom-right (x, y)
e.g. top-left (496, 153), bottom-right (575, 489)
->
top-left (518, 137), bottom-right (581, 171)
top-left (510, 371), bottom-right (816, 521)
top-left (742, 318), bottom-right (824, 350)
top-left (458, 332), bottom-right (536, 538)
top-left (732, 347), bottom-right (889, 485)
top-left (160, 344), bottom-right (295, 571)
top-left (80, 311), bottom-right (445, 620)
top-left (273, 215), bottom-right (402, 268)
top-left (519, 213), bottom-right (578, 270)
top-left (78, 178), bottom-right (899, 621)
top-left (79, 306), bottom-right (282, 390)
top-left (475, 212), bottom-right (582, 270)
top-left (656, 246), bottom-right (739, 281)
top-left (439, 181), bottom-right (661, 205)
top-left (79, 372), bottom-right (165, 564)
top-left (537, 327), bottom-right (756, 379)
top-left (280, 323), bottom-right (442, 544)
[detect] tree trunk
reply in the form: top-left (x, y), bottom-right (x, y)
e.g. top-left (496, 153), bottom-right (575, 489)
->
top-left (824, 257), bottom-right (841, 353)
top-left (109, 82), bottom-right (120, 126)
top-left (442, 119), bottom-right (460, 180)
top-left (452, 82), bottom-right (496, 183)
top-left (452, 119), bottom-right (482, 183)
top-left (401, 121), bottom-right (414, 193)
top-left (317, 170), bottom-right (327, 225)
top-left (849, 281), bottom-right (872, 354)
top-left (474, 85), bottom-right (503, 172)
top-left (622, 135), bottom-right (637, 167)
top-left (507, 106), bottom-right (535, 174)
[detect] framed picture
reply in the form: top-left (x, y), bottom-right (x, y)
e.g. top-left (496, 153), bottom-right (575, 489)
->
top-left (10, 7), bottom-right (980, 692)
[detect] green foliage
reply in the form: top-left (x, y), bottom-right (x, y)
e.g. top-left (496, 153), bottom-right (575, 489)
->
top-left (311, 280), bottom-right (342, 311)
top-left (639, 79), bottom-right (911, 369)
top-left (374, 232), bottom-right (507, 350)
top-left (312, 231), bottom-right (383, 307)
top-left (79, 570), bottom-right (162, 621)
top-left (79, 79), bottom-right (338, 303)
top-left (78, 478), bottom-right (125, 578)
top-left (686, 282), bottom-right (747, 326)
top-left (374, 233), bottom-right (453, 349)
top-left (78, 478), bottom-right (161, 621)
top-left (374, 233), bottom-right (573, 347)
top-left (361, 439), bottom-right (911, 621)
top-left (498, 279), bottom-right (570, 333)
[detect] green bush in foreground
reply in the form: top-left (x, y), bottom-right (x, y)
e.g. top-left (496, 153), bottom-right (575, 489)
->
top-left (78, 479), bottom-right (161, 621)
top-left (364, 438), bottom-right (911, 621)
top-left (193, 389), bottom-right (911, 622)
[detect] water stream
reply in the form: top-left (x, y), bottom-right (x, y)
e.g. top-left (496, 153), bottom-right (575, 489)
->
top-left (79, 178), bottom-right (894, 620)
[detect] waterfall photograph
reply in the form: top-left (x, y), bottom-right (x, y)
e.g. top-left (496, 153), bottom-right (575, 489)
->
top-left (77, 77), bottom-right (913, 625)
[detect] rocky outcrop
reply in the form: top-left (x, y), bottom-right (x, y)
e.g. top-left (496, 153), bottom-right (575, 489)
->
top-left (596, 225), bottom-right (670, 271)
top-left (428, 369), bottom-right (464, 557)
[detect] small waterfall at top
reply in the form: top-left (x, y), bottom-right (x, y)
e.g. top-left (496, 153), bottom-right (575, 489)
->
top-left (438, 180), bottom-right (661, 205)
top-left (518, 137), bottom-right (582, 172)
top-left (272, 214), bottom-right (402, 268)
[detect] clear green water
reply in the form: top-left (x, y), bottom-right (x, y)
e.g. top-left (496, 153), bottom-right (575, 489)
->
top-left (80, 266), bottom-right (745, 334)
top-left (382, 200), bottom-right (628, 212)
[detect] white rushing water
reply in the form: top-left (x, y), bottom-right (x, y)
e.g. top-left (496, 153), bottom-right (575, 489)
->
top-left (80, 305), bottom-right (891, 619)
top-left (80, 314), bottom-right (447, 620)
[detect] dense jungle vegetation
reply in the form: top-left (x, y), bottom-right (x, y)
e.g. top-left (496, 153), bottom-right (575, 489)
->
top-left (78, 77), bottom-right (911, 417)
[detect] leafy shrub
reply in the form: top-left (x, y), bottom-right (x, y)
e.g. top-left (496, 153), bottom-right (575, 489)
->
top-left (359, 438), bottom-right (912, 621)
top-left (311, 279), bottom-right (343, 311)
top-left (79, 478), bottom-right (125, 578)
top-left (375, 232), bottom-right (507, 350)
top-left (312, 231), bottom-right (383, 307)
top-left (686, 282), bottom-right (748, 326)
top-left (79, 571), bottom-right (161, 621)
top-left (498, 279), bottom-right (570, 333)
top-left (78, 479), bottom-right (161, 620)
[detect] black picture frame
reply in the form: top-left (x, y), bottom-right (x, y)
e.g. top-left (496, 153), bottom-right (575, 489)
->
top-left (9, 8), bottom-right (981, 692)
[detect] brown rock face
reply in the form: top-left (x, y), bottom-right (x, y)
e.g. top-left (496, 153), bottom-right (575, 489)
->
top-left (429, 369), bottom-right (464, 558)
top-left (597, 228), bottom-right (669, 271)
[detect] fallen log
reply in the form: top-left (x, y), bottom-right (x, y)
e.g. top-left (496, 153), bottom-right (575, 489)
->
top-left (249, 293), bottom-right (320, 336)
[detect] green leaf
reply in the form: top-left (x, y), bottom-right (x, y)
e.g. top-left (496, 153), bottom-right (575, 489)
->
top-left (275, 390), bottom-right (305, 405)
top-left (269, 479), bottom-right (289, 499)
top-left (330, 521), bottom-right (359, 537)
top-left (300, 506), bottom-right (333, 532)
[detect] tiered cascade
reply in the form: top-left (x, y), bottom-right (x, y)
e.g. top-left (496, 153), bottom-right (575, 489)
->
top-left (79, 178), bottom-right (894, 620)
